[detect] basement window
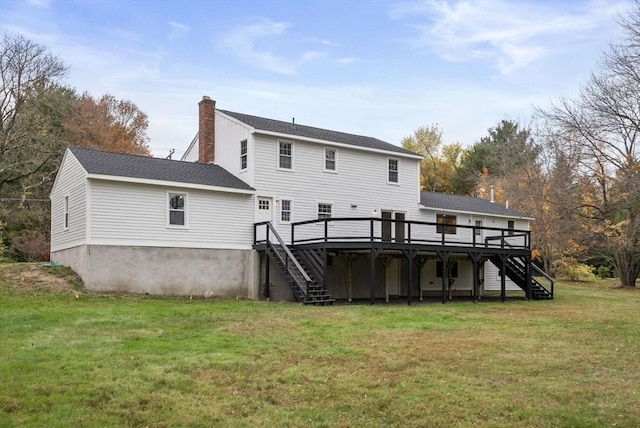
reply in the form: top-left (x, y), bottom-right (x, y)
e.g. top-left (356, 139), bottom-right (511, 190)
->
top-left (168, 192), bottom-right (187, 227)
top-left (436, 214), bottom-right (457, 234)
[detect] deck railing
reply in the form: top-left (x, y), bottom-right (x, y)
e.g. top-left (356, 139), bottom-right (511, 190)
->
top-left (288, 217), bottom-right (531, 250)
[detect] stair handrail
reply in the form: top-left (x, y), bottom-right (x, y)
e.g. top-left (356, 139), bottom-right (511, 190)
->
top-left (263, 222), bottom-right (312, 299)
top-left (530, 263), bottom-right (554, 297)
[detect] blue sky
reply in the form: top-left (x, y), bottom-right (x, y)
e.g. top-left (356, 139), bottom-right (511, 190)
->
top-left (1, 0), bottom-right (633, 158)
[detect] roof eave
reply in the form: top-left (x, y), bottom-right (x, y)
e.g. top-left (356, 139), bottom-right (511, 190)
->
top-left (252, 129), bottom-right (423, 160)
top-left (86, 173), bottom-right (255, 194)
top-left (418, 204), bottom-right (535, 221)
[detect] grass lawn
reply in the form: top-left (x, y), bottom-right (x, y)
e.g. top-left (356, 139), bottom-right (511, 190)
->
top-left (1, 264), bottom-right (639, 427)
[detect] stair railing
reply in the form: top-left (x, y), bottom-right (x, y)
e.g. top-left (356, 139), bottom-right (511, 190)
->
top-left (530, 262), bottom-right (554, 298)
top-left (261, 222), bottom-right (312, 301)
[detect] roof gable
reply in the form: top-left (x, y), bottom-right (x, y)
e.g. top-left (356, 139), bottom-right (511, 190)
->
top-left (218, 110), bottom-right (419, 157)
top-left (420, 191), bottom-right (533, 219)
top-left (68, 147), bottom-right (254, 191)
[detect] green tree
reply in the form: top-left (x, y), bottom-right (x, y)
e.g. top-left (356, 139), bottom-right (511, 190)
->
top-left (401, 125), bottom-right (459, 193)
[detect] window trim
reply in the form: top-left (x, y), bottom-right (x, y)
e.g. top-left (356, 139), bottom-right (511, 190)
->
top-left (277, 140), bottom-right (294, 171)
top-left (436, 213), bottom-right (457, 235)
top-left (317, 202), bottom-right (333, 220)
top-left (324, 147), bottom-right (337, 173)
top-left (387, 157), bottom-right (400, 184)
top-left (240, 139), bottom-right (248, 171)
top-left (279, 199), bottom-right (292, 223)
top-left (63, 195), bottom-right (69, 230)
top-left (167, 191), bottom-right (188, 228)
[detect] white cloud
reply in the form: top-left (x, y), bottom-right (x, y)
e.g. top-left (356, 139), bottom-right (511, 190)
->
top-left (338, 57), bottom-right (358, 64)
top-left (392, 0), bottom-right (629, 76)
top-left (168, 21), bottom-right (190, 41)
top-left (26, 0), bottom-right (52, 8)
top-left (221, 18), bottom-right (296, 75)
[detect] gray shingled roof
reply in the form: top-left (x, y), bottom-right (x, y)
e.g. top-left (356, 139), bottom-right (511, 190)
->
top-left (420, 191), bottom-right (533, 219)
top-left (69, 147), bottom-right (254, 191)
top-left (219, 109), bottom-right (419, 157)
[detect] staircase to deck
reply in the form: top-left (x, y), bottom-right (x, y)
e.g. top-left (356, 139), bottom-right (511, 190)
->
top-left (490, 255), bottom-right (554, 300)
top-left (490, 256), bottom-right (554, 300)
top-left (262, 224), bottom-right (334, 305)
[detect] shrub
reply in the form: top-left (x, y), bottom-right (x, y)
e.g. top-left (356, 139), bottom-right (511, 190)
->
top-left (554, 257), bottom-right (597, 281)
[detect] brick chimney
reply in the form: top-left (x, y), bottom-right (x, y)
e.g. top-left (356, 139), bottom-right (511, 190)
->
top-left (198, 96), bottom-right (215, 163)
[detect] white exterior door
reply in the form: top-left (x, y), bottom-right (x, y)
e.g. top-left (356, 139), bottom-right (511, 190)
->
top-left (256, 196), bottom-right (273, 241)
top-left (473, 217), bottom-right (485, 244)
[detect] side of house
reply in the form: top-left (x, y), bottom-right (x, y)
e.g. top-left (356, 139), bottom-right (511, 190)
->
top-left (50, 147), bottom-right (260, 297)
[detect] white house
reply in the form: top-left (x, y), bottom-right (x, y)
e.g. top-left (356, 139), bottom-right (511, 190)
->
top-left (50, 96), bottom-right (553, 303)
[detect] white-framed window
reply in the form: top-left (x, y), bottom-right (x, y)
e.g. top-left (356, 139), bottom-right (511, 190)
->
top-left (240, 139), bottom-right (247, 170)
top-left (324, 148), bottom-right (337, 172)
top-left (280, 199), bottom-right (292, 222)
top-left (63, 195), bottom-right (69, 230)
top-left (317, 203), bottom-right (332, 219)
top-left (436, 214), bottom-right (457, 235)
top-left (388, 158), bottom-right (399, 183)
top-left (168, 192), bottom-right (187, 227)
top-left (278, 141), bottom-right (293, 170)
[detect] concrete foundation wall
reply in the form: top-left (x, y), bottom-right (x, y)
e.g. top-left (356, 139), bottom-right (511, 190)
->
top-left (52, 245), bottom-right (259, 298)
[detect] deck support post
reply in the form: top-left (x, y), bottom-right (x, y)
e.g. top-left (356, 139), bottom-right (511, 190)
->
top-left (264, 251), bottom-right (270, 300)
top-left (401, 249), bottom-right (418, 305)
top-left (322, 247), bottom-right (328, 292)
top-left (437, 251), bottom-right (451, 304)
top-left (499, 254), bottom-right (507, 302)
top-left (469, 252), bottom-right (482, 303)
top-left (370, 247), bottom-right (381, 304)
top-left (524, 255), bottom-right (532, 300)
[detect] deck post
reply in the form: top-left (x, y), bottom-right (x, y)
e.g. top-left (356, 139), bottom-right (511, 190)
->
top-left (370, 247), bottom-right (376, 304)
top-left (470, 252), bottom-right (480, 303)
top-left (525, 255), bottom-right (532, 300)
top-left (322, 247), bottom-right (328, 292)
top-left (264, 251), bottom-right (270, 300)
top-left (437, 251), bottom-right (450, 304)
top-left (402, 250), bottom-right (417, 305)
top-left (500, 254), bottom-right (506, 302)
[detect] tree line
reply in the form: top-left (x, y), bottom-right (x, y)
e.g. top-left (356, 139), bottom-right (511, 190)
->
top-left (0, 34), bottom-right (150, 261)
top-left (403, 3), bottom-right (639, 287)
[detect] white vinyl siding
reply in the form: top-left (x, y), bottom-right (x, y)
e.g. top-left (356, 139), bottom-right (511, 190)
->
top-left (253, 135), bottom-right (421, 242)
top-left (50, 151), bottom-right (87, 251)
top-left (88, 180), bottom-right (254, 249)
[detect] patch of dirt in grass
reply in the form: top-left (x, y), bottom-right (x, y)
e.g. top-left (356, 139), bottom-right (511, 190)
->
top-left (0, 262), bottom-right (85, 295)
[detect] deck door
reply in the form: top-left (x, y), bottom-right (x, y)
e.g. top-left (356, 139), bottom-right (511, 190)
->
top-left (394, 212), bottom-right (406, 242)
top-left (381, 211), bottom-right (393, 242)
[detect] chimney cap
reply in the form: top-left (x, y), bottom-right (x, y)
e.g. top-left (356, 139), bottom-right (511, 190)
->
top-left (202, 95), bottom-right (212, 101)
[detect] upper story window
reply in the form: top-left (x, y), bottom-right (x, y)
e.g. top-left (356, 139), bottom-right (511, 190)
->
top-left (280, 199), bottom-right (292, 222)
top-left (240, 140), bottom-right (247, 170)
top-left (475, 220), bottom-right (483, 236)
top-left (436, 214), bottom-right (457, 235)
top-left (324, 148), bottom-right (337, 172)
top-left (279, 141), bottom-right (293, 170)
top-left (63, 195), bottom-right (69, 230)
top-left (168, 192), bottom-right (187, 227)
top-left (388, 158), bottom-right (399, 183)
top-left (508, 220), bottom-right (515, 236)
top-left (317, 203), bottom-right (332, 219)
